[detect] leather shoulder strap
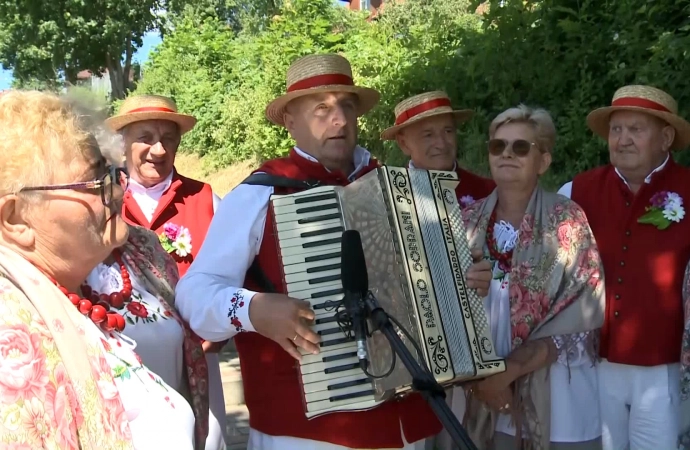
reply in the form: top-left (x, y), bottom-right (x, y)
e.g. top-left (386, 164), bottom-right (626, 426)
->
top-left (241, 173), bottom-right (321, 190)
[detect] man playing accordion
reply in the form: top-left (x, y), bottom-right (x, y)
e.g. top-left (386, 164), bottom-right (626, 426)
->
top-left (175, 53), bottom-right (493, 450)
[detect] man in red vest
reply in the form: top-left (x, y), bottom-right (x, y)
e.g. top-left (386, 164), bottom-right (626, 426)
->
top-left (381, 91), bottom-right (495, 206)
top-left (176, 53), bottom-right (493, 449)
top-left (106, 94), bottom-right (228, 450)
top-left (558, 85), bottom-right (690, 450)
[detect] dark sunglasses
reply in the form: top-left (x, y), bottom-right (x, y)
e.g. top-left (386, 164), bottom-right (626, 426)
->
top-left (487, 138), bottom-right (538, 157)
top-left (20, 166), bottom-right (129, 207)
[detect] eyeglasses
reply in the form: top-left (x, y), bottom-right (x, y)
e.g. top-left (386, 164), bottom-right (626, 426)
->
top-left (20, 166), bottom-right (129, 207)
top-left (487, 138), bottom-right (538, 157)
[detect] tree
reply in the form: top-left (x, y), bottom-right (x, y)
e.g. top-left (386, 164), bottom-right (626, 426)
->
top-left (0, 0), bottom-right (161, 99)
top-left (165, 0), bottom-right (283, 34)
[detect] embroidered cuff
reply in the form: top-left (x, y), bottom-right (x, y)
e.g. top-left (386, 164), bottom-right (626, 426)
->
top-left (227, 288), bottom-right (256, 333)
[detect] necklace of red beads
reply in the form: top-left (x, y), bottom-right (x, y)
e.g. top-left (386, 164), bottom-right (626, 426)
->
top-left (43, 249), bottom-right (131, 332)
top-left (485, 209), bottom-right (514, 270)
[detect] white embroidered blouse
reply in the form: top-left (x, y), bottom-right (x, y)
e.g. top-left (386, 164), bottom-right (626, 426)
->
top-left (89, 314), bottom-right (195, 449)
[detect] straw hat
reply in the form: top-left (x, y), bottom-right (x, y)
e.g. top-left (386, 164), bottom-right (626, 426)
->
top-left (380, 91), bottom-right (473, 140)
top-left (265, 53), bottom-right (380, 126)
top-left (587, 85), bottom-right (690, 150)
top-left (105, 94), bottom-right (197, 134)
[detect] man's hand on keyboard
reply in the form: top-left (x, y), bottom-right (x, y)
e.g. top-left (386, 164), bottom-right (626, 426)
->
top-left (249, 293), bottom-right (321, 361)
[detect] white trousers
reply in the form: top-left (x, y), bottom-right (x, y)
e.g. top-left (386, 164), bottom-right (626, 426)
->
top-left (247, 424), bottom-right (428, 450)
top-left (204, 353), bottom-right (228, 450)
top-left (598, 359), bottom-right (680, 450)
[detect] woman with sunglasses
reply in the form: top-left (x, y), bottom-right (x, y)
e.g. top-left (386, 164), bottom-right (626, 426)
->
top-left (451, 105), bottom-right (606, 449)
top-left (0, 90), bottom-right (200, 449)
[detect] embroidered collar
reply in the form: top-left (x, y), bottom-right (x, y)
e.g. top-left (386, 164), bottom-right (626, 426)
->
top-left (294, 146), bottom-right (372, 182)
top-left (614, 154), bottom-right (669, 189)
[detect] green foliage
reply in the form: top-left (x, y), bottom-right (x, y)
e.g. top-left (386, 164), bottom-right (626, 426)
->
top-left (132, 0), bottom-right (690, 188)
top-left (0, 0), bottom-right (162, 99)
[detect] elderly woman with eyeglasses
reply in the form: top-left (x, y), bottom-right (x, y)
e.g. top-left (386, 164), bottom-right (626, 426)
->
top-left (448, 105), bottom-right (606, 450)
top-left (0, 90), bottom-right (203, 449)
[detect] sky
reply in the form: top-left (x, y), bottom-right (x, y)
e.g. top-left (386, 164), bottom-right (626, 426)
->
top-left (0, 31), bottom-right (163, 90)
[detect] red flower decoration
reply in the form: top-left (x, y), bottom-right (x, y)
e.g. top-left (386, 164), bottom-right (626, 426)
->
top-left (126, 301), bottom-right (149, 318)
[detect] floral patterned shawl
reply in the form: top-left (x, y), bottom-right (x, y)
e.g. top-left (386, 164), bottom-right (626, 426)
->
top-left (120, 225), bottom-right (210, 450)
top-left (461, 186), bottom-right (605, 449)
top-left (0, 245), bottom-right (134, 449)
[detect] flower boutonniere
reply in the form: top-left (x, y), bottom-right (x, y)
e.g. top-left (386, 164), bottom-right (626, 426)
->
top-left (159, 223), bottom-right (192, 257)
top-left (638, 191), bottom-right (685, 230)
top-left (459, 195), bottom-right (475, 207)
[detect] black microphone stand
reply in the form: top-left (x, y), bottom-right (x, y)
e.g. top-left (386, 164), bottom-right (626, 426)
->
top-left (362, 293), bottom-right (479, 450)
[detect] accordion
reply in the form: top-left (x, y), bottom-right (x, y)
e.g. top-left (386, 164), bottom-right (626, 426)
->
top-left (269, 166), bottom-right (505, 419)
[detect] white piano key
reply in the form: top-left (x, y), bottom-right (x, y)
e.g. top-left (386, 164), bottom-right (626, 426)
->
top-left (301, 364), bottom-right (365, 384)
top-left (282, 257), bottom-right (341, 274)
top-left (284, 268), bottom-right (341, 284)
top-left (277, 221), bottom-right (343, 241)
top-left (274, 208), bottom-right (341, 226)
top-left (280, 241), bottom-right (341, 257)
top-left (300, 354), bottom-right (360, 375)
top-left (312, 320), bottom-right (346, 335)
top-left (278, 231), bottom-right (344, 250)
top-left (300, 346), bottom-right (356, 365)
top-left (273, 198), bottom-right (338, 216)
top-left (276, 217), bottom-right (343, 233)
top-left (305, 383), bottom-right (373, 403)
top-left (270, 187), bottom-right (337, 206)
top-left (305, 390), bottom-right (378, 414)
top-left (300, 371), bottom-right (369, 394)
top-left (286, 279), bottom-right (342, 296)
top-left (302, 337), bottom-right (356, 355)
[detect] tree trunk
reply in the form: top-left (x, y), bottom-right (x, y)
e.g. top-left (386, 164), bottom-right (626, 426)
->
top-left (106, 52), bottom-right (127, 100)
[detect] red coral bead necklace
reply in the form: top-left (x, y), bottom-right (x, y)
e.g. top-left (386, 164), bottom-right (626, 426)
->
top-left (43, 248), bottom-right (131, 332)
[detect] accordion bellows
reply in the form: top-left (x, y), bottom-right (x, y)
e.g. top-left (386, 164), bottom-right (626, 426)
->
top-left (269, 166), bottom-right (505, 419)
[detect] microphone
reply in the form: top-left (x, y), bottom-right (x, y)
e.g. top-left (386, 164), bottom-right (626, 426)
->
top-left (341, 230), bottom-right (369, 368)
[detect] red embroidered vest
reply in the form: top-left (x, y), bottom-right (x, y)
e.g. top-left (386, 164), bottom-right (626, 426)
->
top-left (122, 171), bottom-right (215, 278)
top-left (572, 158), bottom-right (690, 366)
top-left (235, 149), bottom-right (442, 447)
top-left (454, 166), bottom-right (495, 203)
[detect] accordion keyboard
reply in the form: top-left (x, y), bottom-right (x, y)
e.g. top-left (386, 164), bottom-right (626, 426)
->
top-left (271, 186), bottom-right (381, 418)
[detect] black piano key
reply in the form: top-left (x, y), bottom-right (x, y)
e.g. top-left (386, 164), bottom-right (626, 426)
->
top-left (318, 327), bottom-right (343, 336)
top-left (305, 251), bottom-right (341, 263)
top-left (312, 288), bottom-right (343, 299)
top-left (294, 193), bottom-right (336, 204)
top-left (301, 226), bottom-right (343, 238)
top-left (321, 336), bottom-right (354, 347)
top-left (322, 351), bottom-right (357, 362)
top-left (296, 204), bottom-right (338, 214)
top-left (313, 300), bottom-right (342, 310)
top-left (328, 378), bottom-right (369, 390)
top-left (309, 274), bottom-right (340, 285)
top-left (303, 237), bottom-right (341, 249)
top-left (298, 213), bottom-right (342, 224)
top-left (329, 389), bottom-right (375, 402)
top-left (315, 315), bottom-right (339, 325)
top-left (324, 363), bottom-right (360, 374)
top-left (307, 263), bottom-right (341, 274)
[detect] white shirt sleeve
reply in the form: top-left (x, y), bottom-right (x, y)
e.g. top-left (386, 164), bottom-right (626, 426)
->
top-left (557, 181), bottom-right (573, 199)
top-left (176, 183), bottom-right (273, 341)
top-left (212, 192), bottom-right (222, 212)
